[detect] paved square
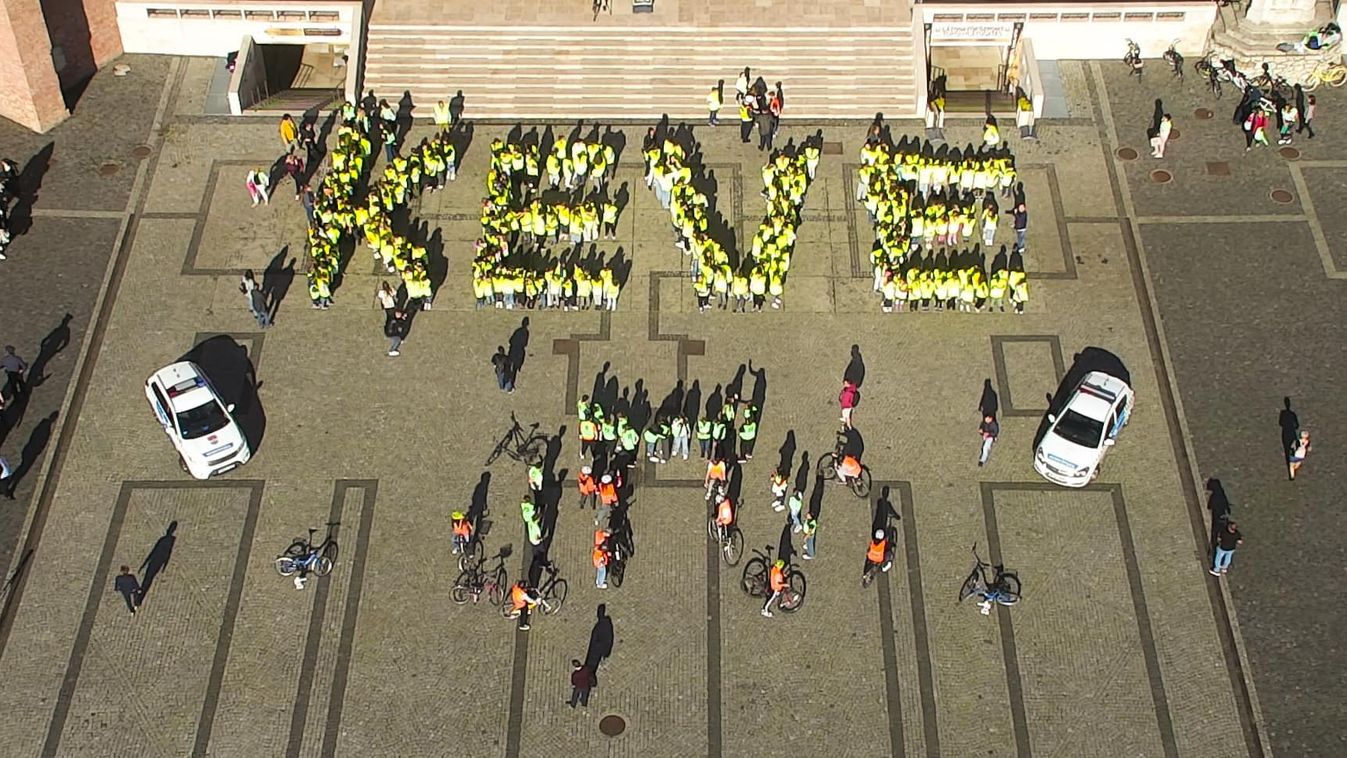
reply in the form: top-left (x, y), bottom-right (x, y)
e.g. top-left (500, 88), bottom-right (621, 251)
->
top-left (0, 56), bottom-right (1281, 758)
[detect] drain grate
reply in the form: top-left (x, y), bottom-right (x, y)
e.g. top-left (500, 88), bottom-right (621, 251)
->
top-left (1278, 146), bottom-right (1301, 160)
top-left (132, 145), bottom-right (152, 159)
top-left (1270, 188), bottom-right (1294, 204)
top-left (1150, 169), bottom-right (1173, 184)
top-left (97, 161), bottom-right (121, 176)
top-left (1115, 147), bottom-right (1138, 161)
top-left (821, 141), bottom-right (843, 155)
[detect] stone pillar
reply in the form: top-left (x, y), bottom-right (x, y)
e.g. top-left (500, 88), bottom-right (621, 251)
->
top-left (0, 0), bottom-right (69, 132)
top-left (1244, 0), bottom-right (1319, 26)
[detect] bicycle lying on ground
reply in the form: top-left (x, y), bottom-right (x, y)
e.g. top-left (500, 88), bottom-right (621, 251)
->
top-left (453, 550), bottom-right (508, 606)
top-left (740, 545), bottom-right (806, 612)
top-left (816, 431), bottom-right (872, 498)
top-left (958, 544), bottom-right (1021, 614)
top-left (275, 526), bottom-right (338, 578)
top-left (485, 412), bottom-right (548, 465)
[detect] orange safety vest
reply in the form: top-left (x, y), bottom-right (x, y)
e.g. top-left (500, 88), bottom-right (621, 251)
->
top-left (579, 419), bottom-right (598, 441)
top-left (867, 538), bottom-right (886, 564)
top-left (511, 584), bottom-right (529, 609)
top-left (578, 473), bottom-right (598, 495)
top-left (594, 529), bottom-right (608, 547)
top-left (769, 565), bottom-right (788, 592)
top-left (840, 456), bottom-right (862, 477)
top-left (599, 481), bottom-right (618, 505)
top-left (592, 546), bottom-right (608, 568)
top-left (707, 461), bottom-right (727, 481)
top-left (716, 499), bottom-right (734, 526)
top-left (452, 519), bottom-right (471, 539)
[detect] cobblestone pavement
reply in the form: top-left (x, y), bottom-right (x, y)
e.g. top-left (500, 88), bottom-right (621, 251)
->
top-left (0, 56), bottom-right (1290, 758)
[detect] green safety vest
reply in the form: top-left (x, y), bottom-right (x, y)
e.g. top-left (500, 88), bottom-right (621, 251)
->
top-left (696, 419), bottom-right (712, 440)
top-left (711, 420), bottom-right (727, 440)
top-left (620, 427), bottom-right (639, 450)
top-left (601, 420), bottom-right (617, 441)
top-left (739, 421), bottom-right (758, 441)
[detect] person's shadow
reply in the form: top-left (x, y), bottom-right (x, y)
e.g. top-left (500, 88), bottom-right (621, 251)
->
top-left (10, 143), bottom-right (53, 237)
top-left (1278, 397), bottom-right (1299, 458)
top-left (261, 248), bottom-right (296, 324)
top-left (979, 378), bottom-right (999, 419)
top-left (28, 313), bottom-right (72, 388)
top-left (2, 410), bottom-right (56, 498)
top-left (138, 521), bottom-right (178, 601)
top-left (584, 603), bottom-right (615, 679)
top-left (508, 317), bottom-right (530, 379)
top-left (1205, 478), bottom-right (1233, 555)
top-left (844, 344), bottom-right (865, 387)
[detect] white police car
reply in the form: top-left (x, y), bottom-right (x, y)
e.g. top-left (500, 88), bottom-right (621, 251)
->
top-left (1033, 371), bottom-right (1134, 488)
top-left (144, 361), bottom-right (251, 479)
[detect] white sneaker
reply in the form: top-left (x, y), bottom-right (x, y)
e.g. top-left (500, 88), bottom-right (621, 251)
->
top-left (1208, 569), bottom-right (1221, 576)
top-left (803, 553), bottom-right (813, 560)
top-left (597, 583), bottom-right (608, 589)
top-left (761, 609), bottom-right (773, 618)
top-left (792, 525), bottom-right (801, 534)
top-left (294, 576), bottom-right (307, 590)
top-left (388, 350), bottom-right (400, 356)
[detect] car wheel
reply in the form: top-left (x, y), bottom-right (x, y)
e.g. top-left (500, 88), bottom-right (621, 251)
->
top-left (178, 454), bottom-right (189, 473)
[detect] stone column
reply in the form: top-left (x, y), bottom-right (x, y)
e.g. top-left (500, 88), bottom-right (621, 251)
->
top-left (0, 0), bottom-right (69, 132)
top-left (1243, 0), bottom-right (1319, 26)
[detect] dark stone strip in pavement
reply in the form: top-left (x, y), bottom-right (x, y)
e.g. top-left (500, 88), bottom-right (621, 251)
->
top-left (1063, 216), bottom-right (1119, 224)
top-left (320, 480), bottom-right (379, 758)
top-left (285, 480), bottom-right (356, 758)
top-left (183, 159), bottom-right (266, 276)
top-left (193, 482), bottom-right (266, 757)
top-left (841, 163), bottom-right (865, 278)
top-left (1084, 62), bottom-right (1266, 758)
top-left (978, 481), bottom-right (1031, 758)
top-left (989, 334), bottom-right (1065, 418)
top-left (1108, 484), bottom-right (1180, 758)
top-left (42, 480), bottom-right (266, 758)
top-left (705, 495), bottom-right (723, 758)
top-left (894, 481), bottom-right (940, 758)
top-left (1021, 163), bottom-right (1079, 281)
top-left (551, 311), bottom-right (612, 416)
top-left (875, 555), bottom-right (907, 758)
top-left (646, 271), bottom-right (704, 386)
top-left (0, 213), bottom-right (138, 664)
top-left (503, 582), bottom-right (530, 758)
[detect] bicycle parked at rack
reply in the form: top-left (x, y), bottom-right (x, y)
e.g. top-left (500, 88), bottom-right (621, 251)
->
top-left (958, 544), bottom-right (1022, 615)
top-left (275, 526), bottom-right (339, 578)
top-left (1123, 39), bottom-right (1144, 78)
top-left (1162, 40), bottom-right (1184, 79)
top-left (452, 550), bottom-right (509, 606)
top-left (740, 545), bottom-right (806, 612)
top-left (485, 412), bottom-right (548, 466)
top-left (1194, 53), bottom-right (1229, 98)
top-left (816, 431), bottom-right (872, 498)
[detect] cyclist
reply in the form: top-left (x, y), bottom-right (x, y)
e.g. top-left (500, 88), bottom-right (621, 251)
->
top-left (865, 529), bottom-right (893, 575)
top-left (597, 473), bottom-right (619, 527)
top-left (835, 450), bottom-right (862, 484)
top-left (762, 559), bottom-right (789, 618)
top-left (577, 466), bottom-right (598, 510)
top-left (713, 493), bottom-right (735, 542)
top-left (507, 580), bottom-right (542, 630)
top-left (705, 455), bottom-right (728, 499)
top-left (451, 511), bottom-right (473, 556)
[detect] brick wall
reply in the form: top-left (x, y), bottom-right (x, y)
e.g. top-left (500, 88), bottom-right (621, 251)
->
top-left (0, 0), bottom-right (70, 131)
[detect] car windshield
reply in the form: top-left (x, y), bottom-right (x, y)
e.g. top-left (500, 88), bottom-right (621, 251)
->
top-left (1053, 410), bottom-right (1104, 448)
top-left (176, 400), bottom-right (229, 440)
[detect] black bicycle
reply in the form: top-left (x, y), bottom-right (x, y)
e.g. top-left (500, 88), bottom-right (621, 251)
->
top-left (707, 512), bottom-right (745, 566)
top-left (740, 545), bottom-right (805, 612)
top-left (1123, 39), bottom-right (1144, 78)
top-left (275, 525), bottom-right (338, 577)
top-left (452, 550), bottom-right (508, 606)
top-left (485, 412), bottom-right (548, 465)
top-left (501, 561), bottom-right (568, 617)
top-left (1162, 40), bottom-right (1184, 79)
top-left (816, 431), bottom-right (872, 498)
top-left (608, 527), bottom-right (635, 588)
top-left (958, 544), bottom-right (1021, 614)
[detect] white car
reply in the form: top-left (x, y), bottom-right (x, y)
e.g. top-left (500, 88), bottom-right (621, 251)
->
top-left (144, 361), bottom-right (251, 479)
top-left (1034, 371), bottom-right (1134, 488)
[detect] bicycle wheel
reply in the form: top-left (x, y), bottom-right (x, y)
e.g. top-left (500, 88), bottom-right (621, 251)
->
top-left (1304, 75), bottom-right (1321, 92)
top-left (458, 539), bottom-right (484, 572)
top-left (321, 540), bottom-right (339, 565)
top-left (816, 453), bottom-right (838, 478)
top-left (610, 560), bottom-right (625, 588)
top-left (958, 567), bottom-right (982, 603)
top-left (517, 436), bottom-right (546, 464)
top-left (861, 564), bottom-right (876, 589)
top-left (723, 527), bottom-right (744, 567)
top-left (315, 556), bottom-right (334, 577)
top-left (851, 466), bottom-right (873, 498)
top-left (707, 516), bottom-right (718, 541)
top-left (994, 573), bottom-right (1022, 606)
top-left (741, 558), bottom-right (767, 596)
top-left (451, 584), bottom-right (473, 605)
top-left (1328, 66), bottom-right (1347, 87)
top-left (487, 578), bottom-right (505, 607)
top-left (1194, 59), bottom-right (1212, 79)
top-left (284, 540), bottom-right (308, 558)
top-left (275, 557), bottom-right (298, 577)
top-left (781, 571), bottom-right (807, 613)
top-left (543, 579), bottom-right (568, 615)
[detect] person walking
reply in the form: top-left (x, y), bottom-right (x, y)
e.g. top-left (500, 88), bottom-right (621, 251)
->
top-left (577, 466), bottom-right (598, 510)
top-left (787, 488), bottom-right (804, 533)
top-left (737, 407), bottom-right (758, 462)
top-left (299, 183), bottom-right (316, 225)
top-left (239, 270), bottom-right (271, 328)
top-left (385, 309), bottom-right (408, 356)
top-left (375, 281), bottom-right (397, 318)
top-left (977, 414), bottom-right (999, 467)
top-left (593, 535), bottom-right (610, 589)
top-left (1008, 203), bottom-right (1027, 251)
top-left (568, 659), bottom-right (595, 707)
top-left (1150, 113), bottom-right (1173, 157)
top-left (707, 83), bottom-right (723, 126)
top-left (801, 512), bottom-right (818, 559)
top-left (1299, 93), bottom-right (1316, 138)
top-left (246, 168), bottom-right (270, 206)
top-left (1288, 429), bottom-right (1311, 479)
top-left (1, 345), bottom-right (28, 396)
top-left (278, 113), bottom-right (299, 151)
top-left (739, 97), bottom-right (754, 144)
top-left (1278, 102), bottom-right (1299, 145)
top-left (838, 379), bottom-right (860, 429)
top-left (735, 67), bottom-right (750, 102)
top-left (284, 153), bottom-right (305, 196)
top-left (1244, 108), bottom-right (1270, 151)
top-left (0, 455), bottom-right (12, 499)
top-left (1209, 519), bottom-right (1243, 576)
top-left (114, 566), bottom-right (142, 615)
top-left (492, 346), bottom-right (514, 392)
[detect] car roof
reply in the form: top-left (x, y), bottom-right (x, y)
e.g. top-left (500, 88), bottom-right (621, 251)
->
top-left (149, 362), bottom-right (217, 413)
top-left (1064, 372), bottom-right (1129, 421)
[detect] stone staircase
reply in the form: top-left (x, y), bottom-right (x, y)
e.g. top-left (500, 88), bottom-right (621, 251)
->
top-left (362, 26), bottom-right (918, 120)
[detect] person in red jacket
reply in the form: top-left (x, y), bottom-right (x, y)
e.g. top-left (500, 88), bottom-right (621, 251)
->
top-left (839, 379), bottom-right (860, 429)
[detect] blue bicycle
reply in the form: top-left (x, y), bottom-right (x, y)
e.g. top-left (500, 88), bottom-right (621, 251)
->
top-left (958, 544), bottom-right (1020, 615)
top-left (275, 527), bottom-right (338, 578)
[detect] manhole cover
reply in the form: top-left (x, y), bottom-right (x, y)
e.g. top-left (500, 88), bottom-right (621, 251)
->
top-left (97, 161), bottom-right (121, 176)
top-left (1195, 108), bottom-right (1214, 120)
top-left (1115, 147), bottom-right (1139, 161)
top-left (1150, 169), bottom-right (1173, 184)
top-left (132, 145), bottom-right (152, 159)
top-left (598, 714), bottom-right (626, 737)
top-left (1206, 161), bottom-right (1231, 176)
top-left (1278, 146), bottom-right (1301, 160)
top-left (1270, 188), bottom-right (1294, 204)
top-left (821, 141), bottom-right (843, 155)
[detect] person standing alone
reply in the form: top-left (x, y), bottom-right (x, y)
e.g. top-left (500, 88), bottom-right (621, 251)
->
top-left (1209, 520), bottom-right (1243, 576)
top-left (114, 566), bottom-right (141, 615)
top-left (707, 83), bottom-right (723, 126)
top-left (568, 659), bottom-right (595, 707)
top-left (1, 345), bottom-right (28, 396)
top-left (977, 414), bottom-right (999, 467)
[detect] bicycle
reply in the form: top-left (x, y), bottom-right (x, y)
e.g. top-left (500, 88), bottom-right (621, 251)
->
top-left (608, 526), bottom-right (635, 588)
top-left (452, 551), bottom-right (508, 606)
top-left (1162, 40), bottom-right (1184, 79)
top-left (816, 432), bottom-right (872, 498)
top-left (740, 545), bottom-right (806, 613)
top-left (861, 549), bottom-right (893, 589)
top-left (1123, 39), bottom-right (1143, 78)
top-left (707, 513), bottom-right (745, 566)
top-left (957, 543), bottom-right (1021, 615)
top-left (1194, 53), bottom-right (1225, 98)
top-left (455, 530), bottom-right (486, 571)
top-left (1250, 64), bottom-right (1293, 100)
top-left (485, 412), bottom-right (548, 465)
top-left (1304, 60), bottom-right (1347, 91)
top-left (275, 526), bottom-right (338, 578)
top-left (501, 561), bottom-right (568, 618)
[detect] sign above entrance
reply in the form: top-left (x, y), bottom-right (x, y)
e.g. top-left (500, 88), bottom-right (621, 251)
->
top-left (930, 21), bottom-right (1015, 44)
